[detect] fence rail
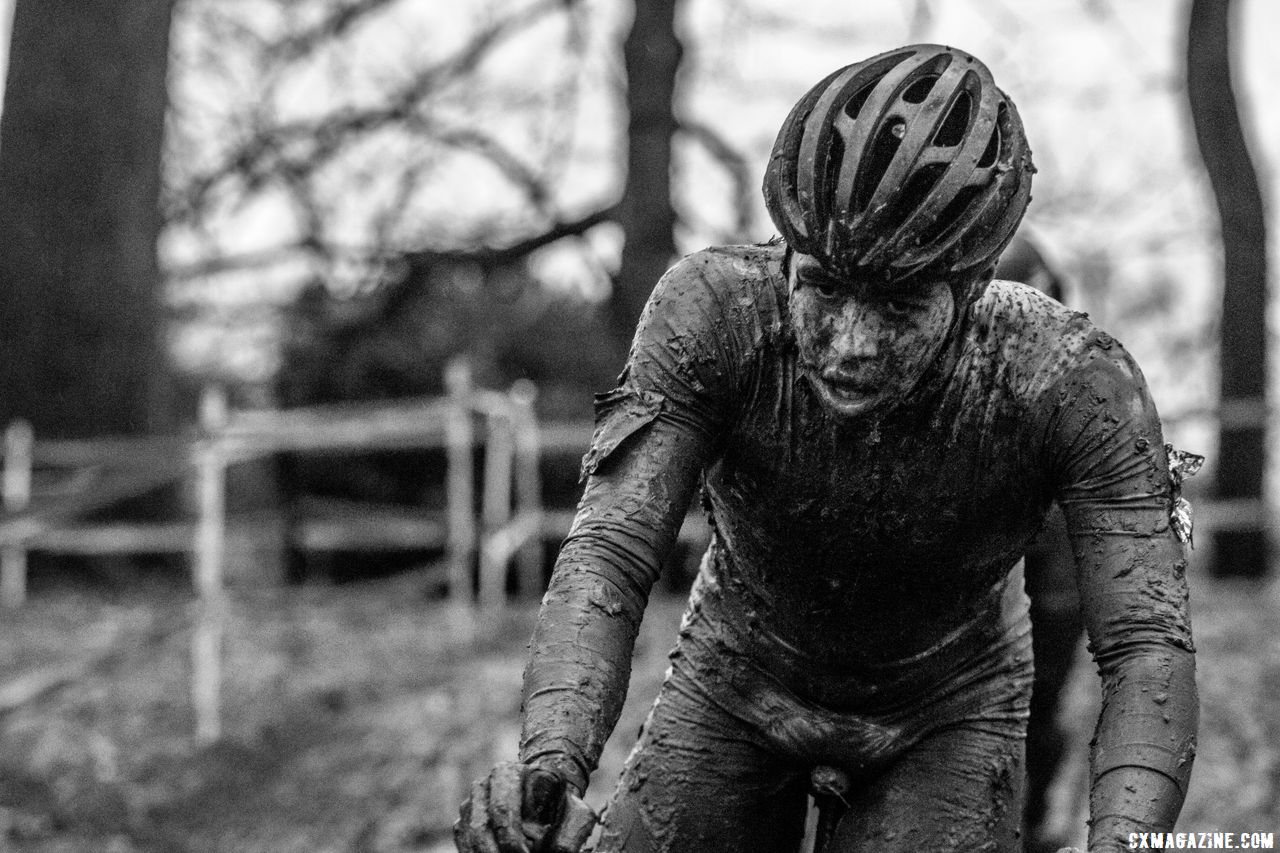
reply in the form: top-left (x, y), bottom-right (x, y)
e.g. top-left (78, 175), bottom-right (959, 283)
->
top-left (0, 358), bottom-right (652, 743)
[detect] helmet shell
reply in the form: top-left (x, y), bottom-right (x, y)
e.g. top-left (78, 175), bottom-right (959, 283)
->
top-left (763, 44), bottom-right (1035, 292)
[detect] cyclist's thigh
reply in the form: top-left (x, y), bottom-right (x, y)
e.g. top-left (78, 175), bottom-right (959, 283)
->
top-left (594, 667), bottom-right (809, 853)
top-left (830, 722), bottom-right (1026, 853)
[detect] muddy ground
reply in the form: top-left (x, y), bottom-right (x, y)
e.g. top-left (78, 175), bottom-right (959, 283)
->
top-left (0, 556), bottom-right (1276, 852)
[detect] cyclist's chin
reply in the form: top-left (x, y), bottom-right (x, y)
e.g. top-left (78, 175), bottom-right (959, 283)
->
top-left (810, 374), bottom-right (890, 419)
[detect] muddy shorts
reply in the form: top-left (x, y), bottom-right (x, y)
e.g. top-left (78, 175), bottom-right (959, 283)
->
top-left (592, 589), bottom-right (1034, 853)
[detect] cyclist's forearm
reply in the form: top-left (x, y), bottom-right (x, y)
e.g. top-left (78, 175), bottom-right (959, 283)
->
top-left (1060, 486), bottom-right (1197, 842)
top-left (1086, 641), bottom-right (1197, 849)
top-left (518, 419), bottom-right (708, 793)
top-left (1088, 765), bottom-right (1185, 853)
top-left (518, 543), bottom-right (653, 793)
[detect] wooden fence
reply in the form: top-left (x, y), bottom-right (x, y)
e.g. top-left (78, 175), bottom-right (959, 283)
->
top-left (0, 361), bottom-right (566, 603)
top-left (1, 358), bottom-right (699, 742)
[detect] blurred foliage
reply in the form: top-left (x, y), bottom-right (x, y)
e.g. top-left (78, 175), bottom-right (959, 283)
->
top-left (276, 253), bottom-right (618, 415)
top-left (272, 252), bottom-right (620, 582)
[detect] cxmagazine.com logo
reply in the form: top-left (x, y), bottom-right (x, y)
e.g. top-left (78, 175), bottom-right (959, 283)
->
top-left (1129, 832), bottom-right (1276, 850)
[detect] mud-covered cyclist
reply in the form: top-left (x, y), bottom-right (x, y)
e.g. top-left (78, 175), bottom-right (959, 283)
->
top-left (455, 44), bottom-right (1197, 853)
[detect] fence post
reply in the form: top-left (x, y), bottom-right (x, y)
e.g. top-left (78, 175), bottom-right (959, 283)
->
top-left (445, 358), bottom-right (476, 608)
top-left (509, 380), bottom-right (544, 598)
top-left (479, 403), bottom-right (515, 610)
top-left (2, 420), bottom-right (34, 608)
top-left (193, 386), bottom-right (228, 744)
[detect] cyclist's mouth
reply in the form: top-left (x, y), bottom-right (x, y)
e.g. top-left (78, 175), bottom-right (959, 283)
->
top-left (820, 374), bottom-right (878, 401)
top-left (813, 372), bottom-right (885, 415)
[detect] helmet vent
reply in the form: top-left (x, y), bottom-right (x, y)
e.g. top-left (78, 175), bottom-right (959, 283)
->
top-left (843, 83), bottom-right (876, 121)
top-left (854, 122), bottom-right (904, 212)
top-left (884, 163), bottom-right (947, 245)
top-left (901, 75), bottom-right (937, 104)
top-left (822, 133), bottom-right (847, 219)
top-left (976, 103), bottom-right (1006, 168)
top-left (933, 92), bottom-right (972, 147)
top-left (919, 184), bottom-right (984, 248)
top-left (899, 163), bottom-right (947, 213)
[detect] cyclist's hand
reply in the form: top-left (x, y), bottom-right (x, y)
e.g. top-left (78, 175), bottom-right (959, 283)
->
top-left (454, 761), bottom-right (597, 853)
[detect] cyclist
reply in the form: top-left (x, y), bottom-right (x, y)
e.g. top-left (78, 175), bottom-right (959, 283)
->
top-left (455, 44), bottom-right (1197, 853)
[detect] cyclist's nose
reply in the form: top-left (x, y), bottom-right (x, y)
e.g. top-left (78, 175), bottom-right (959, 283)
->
top-left (830, 304), bottom-right (882, 362)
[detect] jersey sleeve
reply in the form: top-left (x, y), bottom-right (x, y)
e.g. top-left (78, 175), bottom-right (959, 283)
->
top-left (1045, 329), bottom-right (1198, 850)
top-left (518, 248), bottom-right (769, 791)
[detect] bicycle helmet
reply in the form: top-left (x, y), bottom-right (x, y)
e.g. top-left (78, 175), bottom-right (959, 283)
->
top-left (763, 44), bottom-right (1035, 294)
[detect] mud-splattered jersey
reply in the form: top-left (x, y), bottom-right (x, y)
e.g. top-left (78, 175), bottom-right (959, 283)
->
top-left (518, 243), bottom-right (1196, 841)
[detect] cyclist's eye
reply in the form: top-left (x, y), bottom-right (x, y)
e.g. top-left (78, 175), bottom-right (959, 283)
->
top-left (797, 270), bottom-right (839, 297)
top-left (884, 298), bottom-right (916, 316)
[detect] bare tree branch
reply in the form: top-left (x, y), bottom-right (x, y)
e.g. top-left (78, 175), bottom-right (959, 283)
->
top-left (168, 0), bottom-right (582, 226)
top-left (729, 7), bottom-right (867, 40)
top-left (536, 0), bottom-right (591, 183)
top-left (166, 202), bottom-right (619, 284)
top-left (270, 0), bottom-right (405, 63)
top-left (410, 122), bottom-right (555, 213)
top-left (401, 203), bottom-right (619, 270)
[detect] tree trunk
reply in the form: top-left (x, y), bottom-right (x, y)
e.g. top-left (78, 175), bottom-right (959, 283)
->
top-left (610, 0), bottom-right (683, 353)
top-left (0, 0), bottom-right (178, 439)
top-left (1185, 0), bottom-right (1270, 577)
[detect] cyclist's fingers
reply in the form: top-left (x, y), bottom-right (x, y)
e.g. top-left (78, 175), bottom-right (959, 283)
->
top-left (452, 801), bottom-right (471, 853)
top-left (455, 777), bottom-right (503, 853)
top-left (488, 762), bottom-right (533, 852)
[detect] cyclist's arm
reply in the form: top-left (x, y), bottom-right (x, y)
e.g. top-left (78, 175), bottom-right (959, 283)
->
top-left (518, 409), bottom-right (713, 793)
top-left (517, 248), bottom-right (769, 793)
top-left (1049, 336), bottom-right (1197, 853)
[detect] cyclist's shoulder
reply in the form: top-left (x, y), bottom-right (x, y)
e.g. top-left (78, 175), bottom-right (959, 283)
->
top-left (660, 242), bottom-right (785, 296)
top-left (968, 280), bottom-right (1143, 397)
top-left (973, 279), bottom-right (1111, 357)
top-left (650, 242), bottom-right (789, 334)
top-left (695, 240), bottom-right (787, 272)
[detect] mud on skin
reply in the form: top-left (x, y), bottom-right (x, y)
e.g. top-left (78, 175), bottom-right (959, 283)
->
top-left (519, 245), bottom-right (1196, 851)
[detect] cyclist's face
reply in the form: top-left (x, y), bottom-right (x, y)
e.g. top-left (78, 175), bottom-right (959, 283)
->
top-left (788, 252), bottom-right (955, 419)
